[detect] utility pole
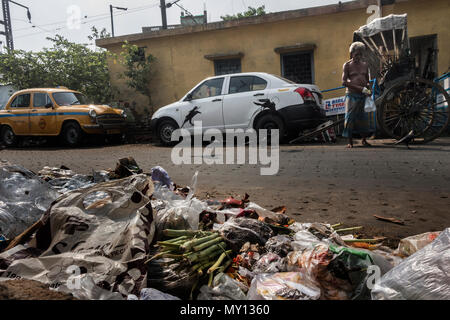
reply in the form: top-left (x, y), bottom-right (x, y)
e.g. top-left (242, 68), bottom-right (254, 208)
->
top-left (1, 0), bottom-right (13, 51)
top-left (109, 4), bottom-right (127, 37)
top-left (160, 0), bottom-right (168, 29)
top-left (0, 0), bottom-right (31, 51)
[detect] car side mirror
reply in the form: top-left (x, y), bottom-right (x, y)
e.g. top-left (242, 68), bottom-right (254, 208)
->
top-left (185, 93), bottom-right (193, 101)
top-left (45, 103), bottom-right (53, 108)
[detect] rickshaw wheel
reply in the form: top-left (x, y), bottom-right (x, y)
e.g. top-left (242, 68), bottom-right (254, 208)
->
top-left (377, 77), bottom-right (450, 144)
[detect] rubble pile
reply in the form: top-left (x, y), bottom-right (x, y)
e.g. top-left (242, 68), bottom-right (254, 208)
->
top-left (0, 158), bottom-right (448, 300)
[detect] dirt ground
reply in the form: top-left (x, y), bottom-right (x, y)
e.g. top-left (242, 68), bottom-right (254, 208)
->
top-left (0, 279), bottom-right (75, 300)
top-left (1, 136), bottom-right (449, 246)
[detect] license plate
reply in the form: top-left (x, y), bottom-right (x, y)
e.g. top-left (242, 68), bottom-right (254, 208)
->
top-left (107, 129), bottom-right (121, 134)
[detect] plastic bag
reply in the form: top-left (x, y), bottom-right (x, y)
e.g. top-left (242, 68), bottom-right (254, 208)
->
top-left (197, 273), bottom-right (247, 300)
top-left (0, 174), bottom-right (155, 298)
top-left (139, 288), bottom-right (180, 300)
top-left (245, 202), bottom-right (290, 225)
top-left (247, 272), bottom-right (321, 300)
top-left (395, 231), bottom-right (441, 257)
top-left (155, 198), bottom-right (206, 239)
top-left (371, 228), bottom-right (450, 300)
top-left (291, 230), bottom-right (323, 251)
top-left (0, 162), bottom-right (59, 238)
top-left (217, 218), bottom-right (274, 252)
top-left (57, 274), bottom-right (124, 300)
top-left (151, 166), bottom-right (174, 191)
top-left (252, 253), bottom-right (288, 273)
top-left (264, 235), bottom-right (293, 257)
top-left (154, 171), bottom-right (205, 239)
top-left (364, 96), bottom-right (376, 112)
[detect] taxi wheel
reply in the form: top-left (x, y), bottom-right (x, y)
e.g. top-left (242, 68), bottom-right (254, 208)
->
top-left (0, 126), bottom-right (17, 147)
top-left (255, 114), bottom-right (285, 145)
top-left (158, 120), bottom-right (178, 146)
top-left (61, 122), bottom-right (82, 147)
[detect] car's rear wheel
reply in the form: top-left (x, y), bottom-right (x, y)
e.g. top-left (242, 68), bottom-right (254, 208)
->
top-left (255, 114), bottom-right (285, 144)
top-left (61, 122), bottom-right (82, 147)
top-left (0, 126), bottom-right (17, 147)
top-left (158, 120), bottom-right (179, 146)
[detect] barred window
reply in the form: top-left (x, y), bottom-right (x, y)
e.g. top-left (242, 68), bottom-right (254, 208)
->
top-left (214, 59), bottom-right (242, 76)
top-left (281, 51), bottom-right (314, 84)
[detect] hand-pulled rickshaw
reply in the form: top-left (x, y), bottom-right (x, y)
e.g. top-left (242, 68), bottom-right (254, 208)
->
top-left (291, 14), bottom-right (450, 144)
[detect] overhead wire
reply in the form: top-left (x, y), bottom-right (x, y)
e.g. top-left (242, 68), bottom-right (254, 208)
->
top-left (12, 1), bottom-right (161, 39)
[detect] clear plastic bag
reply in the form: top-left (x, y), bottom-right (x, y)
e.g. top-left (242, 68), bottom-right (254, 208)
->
top-left (364, 96), bottom-right (376, 112)
top-left (247, 272), bottom-right (321, 300)
top-left (252, 253), bottom-right (288, 273)
top-left (139, 288), bottom-right (181, 300)
top-left (217, 218), bottom-right (274, 252)
top-left (395, 231), bottom-right (441, 257)
top-left (0, 162), bottom-right (59, 238)
top-left (264, 235), bottom-right (293, 257)
top-left (197, 273), bottom-right (247, 300)
top-left (154, 171), bottom-right (205, 238)
top-left (371, 228), bottom-right (450, 300)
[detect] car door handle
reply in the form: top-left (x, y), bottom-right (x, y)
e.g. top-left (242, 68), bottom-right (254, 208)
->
top-left (253, 93), bottom-right (265, 96)
top-left (212, 98), bottom-right (222, 102)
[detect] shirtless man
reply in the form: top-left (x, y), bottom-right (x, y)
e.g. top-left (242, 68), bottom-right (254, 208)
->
top-left (342, 42), bottom-right (373, 148)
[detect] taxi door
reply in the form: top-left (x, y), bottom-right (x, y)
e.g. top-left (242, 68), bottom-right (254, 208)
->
top-left (30, 92), bottom-right (57, 135)
top-left (7, 93), bottom-right (31, 135)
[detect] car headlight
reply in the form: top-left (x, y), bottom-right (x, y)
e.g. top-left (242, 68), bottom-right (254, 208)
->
top-left (121, 110), bottom-right (127, 118)
top-left (89, 109), bottom-right (97, 118)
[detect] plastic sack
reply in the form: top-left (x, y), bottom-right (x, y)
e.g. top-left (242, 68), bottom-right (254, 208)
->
top-left (0, 162), bottom-right (59, 238)
top-left (247, 272), bottom-right (321, 300)
top-left (217, 218), bottom-right (274, 252)
top-left (395, 231), bottom-right (441, 257)
top-left (0, 174), bottom-right (155, 298)
top-left (371, 228), bottom-right (450, 300)
top-left (197, 273), bottom-right (247, 300)
top-left (364, 96), bottom-right (376, 112)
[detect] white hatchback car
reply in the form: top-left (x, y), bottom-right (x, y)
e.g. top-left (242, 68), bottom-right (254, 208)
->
top-left (151, 72), bottom-right (326, 145)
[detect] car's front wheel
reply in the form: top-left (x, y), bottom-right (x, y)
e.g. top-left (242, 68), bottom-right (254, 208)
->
top-left (0, 126), bottom-right (17, 147)
top-left (158, 120), bottom-right (179, 146)
top-left (61, 122), bottom-right (82, 147)
top-left (255, 114), bottom-right (285, 144)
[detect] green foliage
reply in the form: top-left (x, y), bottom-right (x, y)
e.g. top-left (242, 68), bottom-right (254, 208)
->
top-left (0, 28), bottom-right (112, 104)
top-left (118, 42), bottom-right (155, 112)
top-left (221, 5), bottom-right (266, 21)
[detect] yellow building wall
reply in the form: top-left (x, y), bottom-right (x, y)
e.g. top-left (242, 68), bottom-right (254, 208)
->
top-left (105, 0), bottom-right (449, 113)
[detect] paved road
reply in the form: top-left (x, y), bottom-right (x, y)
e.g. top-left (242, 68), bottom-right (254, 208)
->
top-left (1, 137), bottom-right (449, 243)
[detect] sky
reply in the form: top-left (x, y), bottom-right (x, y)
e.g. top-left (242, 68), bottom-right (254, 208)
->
top-left (1, 0), bottom-right (352, 52)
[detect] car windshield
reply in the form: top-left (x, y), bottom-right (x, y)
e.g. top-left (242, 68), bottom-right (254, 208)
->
top-left (53, 92), bottom-right (88, 106)
top-left (272, 75), bottom-right (297, 84)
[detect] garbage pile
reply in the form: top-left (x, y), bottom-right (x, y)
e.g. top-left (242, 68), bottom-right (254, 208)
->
top-left (0, 158), bottom-right (448, 300)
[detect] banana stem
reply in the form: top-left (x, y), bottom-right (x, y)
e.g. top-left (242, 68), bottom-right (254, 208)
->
top-left (207, 250), bottom-right (232, 274)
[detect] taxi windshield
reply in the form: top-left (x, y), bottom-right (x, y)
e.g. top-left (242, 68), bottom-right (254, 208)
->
top-left (53, 92), bottom-right (88, 106)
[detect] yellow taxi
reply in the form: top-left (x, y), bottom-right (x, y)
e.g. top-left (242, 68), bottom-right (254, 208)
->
top-left (0, 88), bottom-right (127, 147)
